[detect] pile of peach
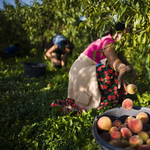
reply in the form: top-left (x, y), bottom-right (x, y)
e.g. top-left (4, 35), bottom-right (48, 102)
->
top-left (97, 112), bottom-right (150, 150)
top-left (97, 84), bottom-right (150, 149)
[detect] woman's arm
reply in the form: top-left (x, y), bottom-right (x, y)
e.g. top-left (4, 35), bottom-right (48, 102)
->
top-left (102, 43), bottom-right (131, 89)
top-left (103, 43), bottom-right (127, 72)
top-left (46, 44), bottom-right (60, 64)
top-left (61, 52), bottom-right (69, 71)
top-left (117, 51), bottom-right (137, 83)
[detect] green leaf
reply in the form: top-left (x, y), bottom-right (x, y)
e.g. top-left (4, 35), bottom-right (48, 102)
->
top-left (100, 23), bottom-right (105, 38)
top-left (138, 30), bottom-right (146, 44)
top-left (133, 39), bottom-right (136, 47)
top-left (125, 16), bottom-right (132, 28)
top-left (33, 141), bottom-right (38, 148)
top-left (141, 32), bottom-right (147, 45)
top-left (117, 4), bottom-right (127, 21)
top-left (120, 5), bottom-right (128, 17)
top-left (73, 135), bottom-right (79, 143)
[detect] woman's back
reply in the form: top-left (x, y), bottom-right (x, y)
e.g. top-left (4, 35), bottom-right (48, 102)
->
top-left (82, 34), bottom-right (114, 64)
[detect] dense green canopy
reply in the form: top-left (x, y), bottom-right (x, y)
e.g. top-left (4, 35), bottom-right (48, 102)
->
top-left (0, 0), bottom-right (149, 55)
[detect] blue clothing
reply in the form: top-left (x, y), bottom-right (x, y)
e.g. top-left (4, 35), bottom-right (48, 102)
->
top-left (96, 63), bottom-right (102, 66)
top-left (45, 35), bottom-right (67, 61)
top-left (4, 45), bottom-right (19, 56)
top-left (52, 35), bottom-right (66, 50)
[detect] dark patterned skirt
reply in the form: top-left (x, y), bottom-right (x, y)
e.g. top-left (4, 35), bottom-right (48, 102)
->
top-left (50, 64), bottom-right (128, 114)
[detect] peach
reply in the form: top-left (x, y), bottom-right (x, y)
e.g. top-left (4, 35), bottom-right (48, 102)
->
top-left (125, 84), bottom-right (138, 95)
top-left (110, 131), bottom-right (121, 140)
top-left (99, 132), bottom-right (111, 142)
top-left (147, 131), bottom-right (150, 137)
top-left (122, 98), bottom-right (133, 110)
top-left (109, 139), bottom-right (121, 147)
top-left (120, 139), bottom-right (129, 148)
top-left (121, 127), bottom-right (132, 140)
top-left (119, 123), bottom-right (128, 130)
top-left (125, 116), bottom-right (135, 124)
top-left (126, 147), bottom-right (136, 150)
top-left (128, 118), bottom-right (143, 133)
top-left (142, 124), bottom-right (147, 131)
top-left (97, 116), bottom-right (112, 131)
top-left (112, 120), bottom-right (122, 127)
top-left (108, 126), bottom-right (119, 134)
top-left (137, 144), bottom-right (150, 150)
top-left (142, 124), bottom-right (150, 132)
top-left (138, 131), bottom-right (149, 143)
top-left (136, 112), bottom-right (149, 124)
top-left (129, 135), bottom-right (143, 148)
top-left (145, 124), bottom-right (150, 131)
top-left (147, 139), bottom-right (150, 146)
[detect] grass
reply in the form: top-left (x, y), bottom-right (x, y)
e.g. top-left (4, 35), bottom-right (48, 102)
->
top-left (0, 38), bottom-right (150, 149)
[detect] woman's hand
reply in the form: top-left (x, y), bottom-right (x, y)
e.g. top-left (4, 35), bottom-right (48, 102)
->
top-left (118, 65), bottom-right (137, 89)
top-left (118, 65), bottom-right (131, 89)
top-left (117, 52), bottom-right (137, 84)
top-left (51, 58), bottom-right (61, 65)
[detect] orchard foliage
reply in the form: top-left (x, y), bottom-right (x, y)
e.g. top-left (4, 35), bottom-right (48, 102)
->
top-left (79, 0), bottom-right (150, 89)
top-left (80, 0), bottom-right (150, 53)
top-left (0, 0), bottom-right (83, 55)
top-left (0, 0), bottom-right (150, 54)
